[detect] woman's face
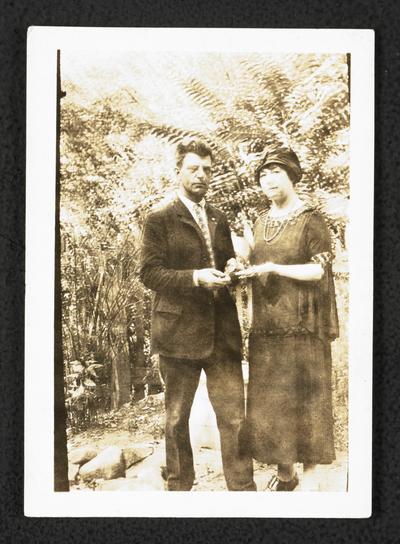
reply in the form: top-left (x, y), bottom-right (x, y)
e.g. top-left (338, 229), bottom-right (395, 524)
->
top-left (259, 163), bottom-right (294, 202)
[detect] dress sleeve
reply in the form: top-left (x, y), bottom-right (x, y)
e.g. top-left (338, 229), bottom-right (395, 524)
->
top-left (303, 211), bottom-right (339, 341)
top-left (305, 212), bottom-right (334, 273)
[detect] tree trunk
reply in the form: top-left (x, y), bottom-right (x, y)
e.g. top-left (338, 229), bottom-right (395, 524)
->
top-left (131, 297), bottom-right (146, 401)
top-left (110, 351), bottom-right (131, 409)
top-left (54, 49), bottom-right (69, 491)
top-left (110, 315), bottom-right (132, 409)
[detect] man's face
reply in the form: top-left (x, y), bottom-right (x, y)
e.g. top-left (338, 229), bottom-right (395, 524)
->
top-left (178, 152), bottom-right (212, 203)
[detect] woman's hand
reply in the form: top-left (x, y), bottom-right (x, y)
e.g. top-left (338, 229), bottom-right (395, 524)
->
top-left (235, 262), bottom-right (276, 278)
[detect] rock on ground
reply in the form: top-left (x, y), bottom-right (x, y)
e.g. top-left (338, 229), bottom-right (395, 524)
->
top-left (122, 445), bottom-right (154, 469)
top-left (68, 463), bottom-right (80, 484)
top-left (68, 446), bottom-right (98, 466)
top-left (125, 444), bottom-right (165, 482)
top-left (72, 440), bottom-right (348, 492)
top-left (80, 446), bottom-right (125, 481)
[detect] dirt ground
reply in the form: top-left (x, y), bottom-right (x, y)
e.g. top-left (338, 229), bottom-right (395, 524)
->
top-left (69, 392), bottom-right (348, 492)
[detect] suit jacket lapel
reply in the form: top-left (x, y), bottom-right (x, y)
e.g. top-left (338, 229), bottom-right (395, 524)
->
top-left (173, 198), bottom-right (206, 244)
top-left (205, 204), bottom-right (219, 246)
top-left (173, 198), bottom-right (221, 253)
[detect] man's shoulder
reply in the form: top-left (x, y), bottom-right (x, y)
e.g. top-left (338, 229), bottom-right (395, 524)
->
top-left (145, 195), bottom-right (178, 221)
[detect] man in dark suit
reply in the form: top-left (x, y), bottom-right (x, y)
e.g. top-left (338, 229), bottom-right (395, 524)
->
top-left (140, 138), bottom-right (256, 491)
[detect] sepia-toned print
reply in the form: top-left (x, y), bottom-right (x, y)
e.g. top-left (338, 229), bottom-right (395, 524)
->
top-left (59, 50), bottom-right (349, 493)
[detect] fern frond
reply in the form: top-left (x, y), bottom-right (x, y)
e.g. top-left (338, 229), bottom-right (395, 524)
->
top-left (210, 170), bottom-right (239, 191)
top-left (183, 78), bottom-right (226, 114)
top-left (148, 125), bottom-right (205, 145)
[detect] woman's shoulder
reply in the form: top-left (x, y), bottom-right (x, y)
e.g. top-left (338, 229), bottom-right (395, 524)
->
top-left (253, 208), bottom-right (269, 227)
top-left (302, 206), bottom-right (329, 228)
top-left (288, 203), bottom-right (326, 226)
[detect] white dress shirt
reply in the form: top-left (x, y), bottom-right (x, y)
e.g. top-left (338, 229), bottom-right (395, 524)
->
top-left (177, 192), bottom-right (236, 287)
top-left (177, 192), bottom-right (212, 286)
top-left (178, 192), bottom-right (209, 231)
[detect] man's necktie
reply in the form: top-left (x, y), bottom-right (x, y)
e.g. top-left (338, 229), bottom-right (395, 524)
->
top-left (192, 203), bottom-right (215, 268)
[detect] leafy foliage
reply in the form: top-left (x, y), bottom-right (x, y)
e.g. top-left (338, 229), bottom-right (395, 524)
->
top-left (60, 52), bottom-right (349, 425)
top-left (65, 358), bottom-right (107, 430)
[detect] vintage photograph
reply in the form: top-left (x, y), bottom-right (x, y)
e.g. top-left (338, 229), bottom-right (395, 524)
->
top-left (25, 27), bottom-right (373, 517)
top-left (58, 49), bottom-right (349, 493)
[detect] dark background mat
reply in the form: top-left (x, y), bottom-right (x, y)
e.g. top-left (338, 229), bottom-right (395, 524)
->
top-left (1, 0), bottom-right (399, 541)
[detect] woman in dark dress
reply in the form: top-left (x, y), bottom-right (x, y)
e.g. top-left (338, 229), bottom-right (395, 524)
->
top-left (237, 148), bottom-right (339, 491)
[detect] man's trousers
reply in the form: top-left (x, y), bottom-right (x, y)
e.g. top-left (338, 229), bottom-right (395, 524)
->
top-left (159, 352), bottom-right (256, 491)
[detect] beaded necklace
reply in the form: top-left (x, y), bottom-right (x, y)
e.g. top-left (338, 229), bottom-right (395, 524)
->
top-left (263, 203), bottom-right (306, 244)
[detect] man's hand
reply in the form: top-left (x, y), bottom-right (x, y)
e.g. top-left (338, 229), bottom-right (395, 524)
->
top-left (196, 268), bottom-right (231, 289)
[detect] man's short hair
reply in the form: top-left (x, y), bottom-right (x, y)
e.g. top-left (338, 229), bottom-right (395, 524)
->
top-left (176, 138), bottom-right (213, 169)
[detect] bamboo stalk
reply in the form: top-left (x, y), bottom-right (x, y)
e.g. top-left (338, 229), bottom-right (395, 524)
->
top-left (88, 254), bottom-right (105, 339)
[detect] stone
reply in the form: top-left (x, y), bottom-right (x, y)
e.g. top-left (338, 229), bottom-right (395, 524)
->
top-left (68, 463), bottom-right (80, 484)
top-left (80, 446), bottom-right (125, 481)
top-left (122, 445), bottom-right (154, 469)
top-left (68, 446), bottom-right (98, 466)
top-left (125, 442), bottom-right (166, 490)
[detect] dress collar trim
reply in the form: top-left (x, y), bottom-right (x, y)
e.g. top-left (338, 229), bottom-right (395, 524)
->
top-left (262, 203), bottom-right (314, 225)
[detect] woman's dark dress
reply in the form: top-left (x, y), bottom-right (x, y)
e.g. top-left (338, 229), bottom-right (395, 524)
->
top-left (247, 205), bottom-right (339, 465)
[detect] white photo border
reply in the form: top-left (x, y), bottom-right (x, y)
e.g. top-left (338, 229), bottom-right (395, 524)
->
top-left (25, 27), bottom-right (374, 518)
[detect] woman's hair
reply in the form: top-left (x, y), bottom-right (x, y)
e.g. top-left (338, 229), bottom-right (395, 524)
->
top-left (255, 147), bottom-right (302, 185)
top-left (176, 138), bottom-right (213, 169)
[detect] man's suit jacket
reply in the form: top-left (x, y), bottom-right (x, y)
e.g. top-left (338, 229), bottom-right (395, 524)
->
top-left (139, 197), bottom-right (242, 360)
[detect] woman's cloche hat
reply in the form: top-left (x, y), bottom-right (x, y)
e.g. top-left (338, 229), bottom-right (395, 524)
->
top-left (255, 147), bottom-right (302, 185)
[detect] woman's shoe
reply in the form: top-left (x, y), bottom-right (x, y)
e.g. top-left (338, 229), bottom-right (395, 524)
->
top-left (267, 473), bottom-right (299, 491)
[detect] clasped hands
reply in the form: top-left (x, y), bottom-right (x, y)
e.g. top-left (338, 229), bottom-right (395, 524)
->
top-left (196, 259), bottom-right (275, 289)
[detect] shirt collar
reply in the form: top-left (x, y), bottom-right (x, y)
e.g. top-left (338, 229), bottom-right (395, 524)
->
top-left (178, 191), bottom-right (206, 213)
